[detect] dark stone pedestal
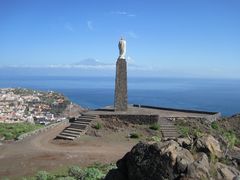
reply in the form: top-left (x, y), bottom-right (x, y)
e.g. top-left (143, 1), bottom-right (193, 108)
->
top-left (114, 58), bottom-right (128, 111)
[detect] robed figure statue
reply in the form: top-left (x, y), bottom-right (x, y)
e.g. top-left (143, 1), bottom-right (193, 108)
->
top-left (118, 37), bottom-right (126, 59)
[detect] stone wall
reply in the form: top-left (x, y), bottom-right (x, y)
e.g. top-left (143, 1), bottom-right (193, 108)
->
top-left (99, 114), bottom-right (159, 125)
top-left (133, 104), bottom-right (221, 123)
top-left (17, 119), bottom-right (68, 141)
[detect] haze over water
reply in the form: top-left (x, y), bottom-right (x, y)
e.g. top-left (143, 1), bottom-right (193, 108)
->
top-left (0, 75), bottom-right (239, 116)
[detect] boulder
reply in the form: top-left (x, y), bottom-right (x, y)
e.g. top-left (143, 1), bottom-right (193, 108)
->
top-left (159, 140), bottom-right (194, 173)
top-left (196, 135), bottom-right (223, 158)
top-left (104, 169), bottom-right (127, 180)
top-left (186, 152), bottom-right (210, 179)
top-left (216, 162), bottom-right (240, 180)
top-left (105, 141), bottom-right (194, 180)
top-left (177, 137), bottom-right (192, 149)
top-left (104, 138), bottom-right (238, 180)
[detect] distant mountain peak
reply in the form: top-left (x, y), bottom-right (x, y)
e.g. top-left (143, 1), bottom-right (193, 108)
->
top-left (73, 58), bottom-right (107, 66)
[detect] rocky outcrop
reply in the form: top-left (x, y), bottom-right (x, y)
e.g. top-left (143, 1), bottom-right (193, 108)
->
top-left (196, 134), bottom-right (223, 158)
top-left (186, 152), bottom-right (210, 179)
top-left (216, 162), bottom-right (240, 180)
top-left (105, 136), bottom-right (240, 180)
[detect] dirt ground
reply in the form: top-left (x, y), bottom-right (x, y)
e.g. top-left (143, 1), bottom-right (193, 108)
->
top-left (0, 122), bottom-right (140, 179)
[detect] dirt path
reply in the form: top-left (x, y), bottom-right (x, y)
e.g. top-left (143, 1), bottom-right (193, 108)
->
top-left (0, 124), bottom-right (135, 179)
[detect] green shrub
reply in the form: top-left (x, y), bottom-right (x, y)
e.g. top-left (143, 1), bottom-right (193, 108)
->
top-left (36, 171), bottom-right (55, 180)
top-left (149, 123), bottom-right (160, 130)
top-left (93, 123), bottom-right (102, 130)
top-left (147, 136), bottom-right (161, 142)
top-left (211, 122), bottom-right (219, 130)
top-left (3, 132), bottom-right (14, 140)
top-left (56, 177), bottom-right (76, 180)
top-left (224, 131), bottom-right (237, 149)
top-left (88, 163), bottom-right (116, 174)
top-left (193, 128), bottom-right (204, 138)
top-left (178, 126), bottom-right (190, 137)
top-left (83, 167), bottom-right (104, 180)
top-left (68, 166), bottom-right (84, 179)
top-left (129, 133), bottom-right (139, 139)
top-left (0, 123), bottom-right (42, 140)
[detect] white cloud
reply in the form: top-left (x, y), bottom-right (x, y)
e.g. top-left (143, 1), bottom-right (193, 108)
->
top-left (87, 21), bottom-right (93, 31)
top-left (111, 11), bottom-right (136, 17)
top-left (127, 31), bottom-right (138, 39)
top-left (127, 56), bottom-right (135, 64)
top-left (64, 22), bottom-right (74, 32)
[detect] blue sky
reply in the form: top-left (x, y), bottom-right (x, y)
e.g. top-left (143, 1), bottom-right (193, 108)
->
top-left (0, 0), bottom-right (240, 78)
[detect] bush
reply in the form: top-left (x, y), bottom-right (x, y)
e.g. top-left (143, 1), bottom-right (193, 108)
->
top-left (88, 163), bottom-right (116, 174)
top-left (93, 123), bottom-right (102, 130)
top-left (129, 133), bottom-right (139, 139)
top-left (211, 122), bottom-right (219, 130)
top-left (3, 132), bottom-right (14, 140)
top-left (147, 136), bottom-right (161, 142)
top-left (193, 128), bottom-right (204, 138)
top-left (149, 123), bottom-right (160, 130)
top-left (68, 166), bottom-right (84, 179)
top-left (224, 131), bottom-right (237, 149)
top-left (0, 123), bottom-right (42, 140)
top-left (56, 177), bottom-right (76, 180)
top-left (36, 171), bottom-right (55, 180)
top-left (83, 167), bottom-right (104, 180)
top-left (178, 126), bottom-right (190, 137)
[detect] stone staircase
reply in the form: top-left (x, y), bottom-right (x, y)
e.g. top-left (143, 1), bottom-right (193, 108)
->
top-left (159, 117), bottom-right (179, 139)
top-left (55, 114), bottom-right (97, 140)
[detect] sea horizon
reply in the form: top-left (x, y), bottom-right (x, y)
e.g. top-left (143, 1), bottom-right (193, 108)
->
top-left (0, 75), bottom-right (239, 116)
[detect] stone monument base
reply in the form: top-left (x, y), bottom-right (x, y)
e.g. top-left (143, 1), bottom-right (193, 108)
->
top-left (114, 58), bottom-right (128, 111)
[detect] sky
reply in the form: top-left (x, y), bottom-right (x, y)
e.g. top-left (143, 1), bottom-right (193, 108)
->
top-left (0, 0), bottom-right (240, 78)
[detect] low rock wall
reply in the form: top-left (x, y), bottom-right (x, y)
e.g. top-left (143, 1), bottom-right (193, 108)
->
top-left (99, 114), bottom-right (159, 125)
top-left (17, 119), bottom-right (69, 141)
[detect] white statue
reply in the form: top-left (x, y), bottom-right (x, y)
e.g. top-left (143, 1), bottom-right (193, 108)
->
top-left (118, 37), bottom-right (126, 59)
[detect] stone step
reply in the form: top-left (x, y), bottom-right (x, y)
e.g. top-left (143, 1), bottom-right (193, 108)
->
top-left (162, 131), bottom-right (178, 134)
top-left (161, 126), bottom-right (176, 128)
top-left (60, 132), bottom-right (79, 138)
top-left (69, 126), bottom-right (86, 130)
top-left (162, 131), bottom-right (179, 134)
top-left (160, 125), bottom-right (175, 128)
top-left (81, 114), bottom-right (97, 118)
top-left (161, 126), bottom-right (175, 127)
top-left (63, 130), bottom-right (82, 135)
top-left (162, 133), bottom-right (179, 137)
top-left (163, 135), bottom-right (179, 138)
top-left (75, 118), bottom-right (92, 123)
top-left (66, 127), bottom-right (84, 132)
top-left (163, 136), bottom-right (178, 139)
top-left (161, 130), bottom-right (178, 133)
top-left (160, 127), bottom-right (177, 130)
top-left (161, 127), bottom-right (178, 130)
top-left (81, 116), bottom-right (96, 119)
top-left (163, 134), bottom-right (178, 136)
top-left (56, 134), bottom-right (75, 140)
top-left (159, 122), bottom-right (174, 124)
top-left (70, 123), bottom-right (87, 128)
top-left (73, 121), bottom-right (90, 126)
top-left (79, 115), bottom-right (96, 118)
top-left (55, 113), bottom-right (95, 140)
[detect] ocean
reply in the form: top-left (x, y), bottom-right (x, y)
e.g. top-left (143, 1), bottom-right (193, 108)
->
top-left (0, 75), bottom-right (239, 116)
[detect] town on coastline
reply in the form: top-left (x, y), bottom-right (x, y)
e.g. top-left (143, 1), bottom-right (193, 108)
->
top-left (0, 88), bottom-right (72, 124)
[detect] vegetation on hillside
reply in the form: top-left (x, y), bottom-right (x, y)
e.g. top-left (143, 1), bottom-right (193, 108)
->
top-left (0, 123), bottom-right (42, 140)
top-left (149, 123), bottom-right (160, 130)
top-left (22, 163), bottom-right (116, 180)
top-left (175, 117), bottom-right (240, 148)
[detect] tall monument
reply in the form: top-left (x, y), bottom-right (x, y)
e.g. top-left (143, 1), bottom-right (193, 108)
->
top-left (114, 38), bottom-right (128, 111)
